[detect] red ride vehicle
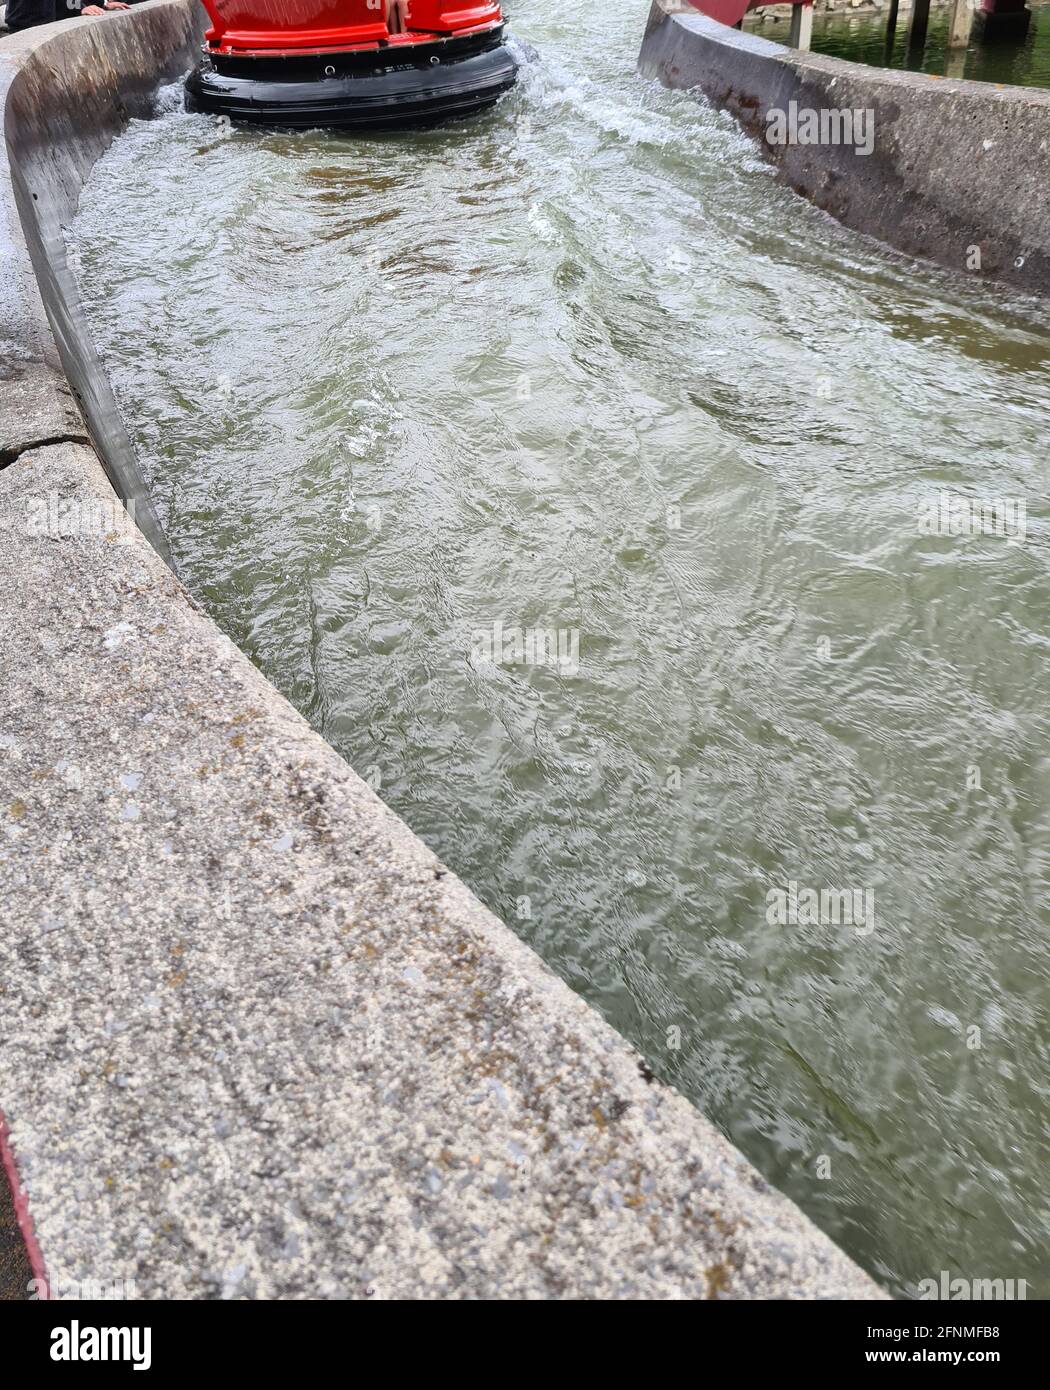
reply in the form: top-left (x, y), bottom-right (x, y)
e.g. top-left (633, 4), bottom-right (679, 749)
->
top-left (185, 0), bottom-right (520, 130)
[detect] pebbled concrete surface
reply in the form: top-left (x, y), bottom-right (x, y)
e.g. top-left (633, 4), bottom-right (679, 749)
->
top-left (0, 441), bottom-right (885, 1299)
top-left (0, 1), bottom-right (886, 1299)
top-left (0, 364), bottom-right (87, 468)
top-left (640, 0), bottom-right (1050, 296)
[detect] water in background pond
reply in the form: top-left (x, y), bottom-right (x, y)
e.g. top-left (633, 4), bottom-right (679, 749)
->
top-left (73, 0), bottom-right (1050, 1299)
top-left (747, 0), bottom-right (1050, 87)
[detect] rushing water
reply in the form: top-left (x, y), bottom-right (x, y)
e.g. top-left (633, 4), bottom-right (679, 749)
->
top-left (749, 0), bottom-right (1050, 87)
top-left (72, 1), bottom-right (1050, 1298)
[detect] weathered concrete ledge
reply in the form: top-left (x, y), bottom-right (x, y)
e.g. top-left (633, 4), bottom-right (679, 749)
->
top-left (0, 0), bottom-right (210, 559)
top-left (639, 0), bottom-right (1050, 295)
top-left (0, 2), bottom-right (885, 1297)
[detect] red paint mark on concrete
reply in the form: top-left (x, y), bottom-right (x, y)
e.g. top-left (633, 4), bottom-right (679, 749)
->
top-left (0, 1109), bottom-right (49, 1298)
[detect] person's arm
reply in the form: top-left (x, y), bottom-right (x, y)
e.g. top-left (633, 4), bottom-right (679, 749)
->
top-left (77, 2), bottom-right (131, 16)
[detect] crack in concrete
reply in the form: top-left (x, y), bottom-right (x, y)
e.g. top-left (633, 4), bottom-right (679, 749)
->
top-left (0, 433), bottom-right (93, 472)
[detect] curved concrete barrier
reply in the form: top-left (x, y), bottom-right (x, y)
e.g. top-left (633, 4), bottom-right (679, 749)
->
top-left (1, 1), bottom-right (210, 560)
top-left (0, 1), bottom-right (885, 1298)
top-left (639, 0), bottom-right (1050, 295)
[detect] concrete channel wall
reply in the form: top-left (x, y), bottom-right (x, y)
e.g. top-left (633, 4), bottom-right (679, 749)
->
top-left (639, 0), bottom-right (1050, 296)
top-left (0, 1), bottom-right (884, 1298)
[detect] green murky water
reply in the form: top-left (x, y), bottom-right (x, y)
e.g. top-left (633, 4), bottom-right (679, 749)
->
top-left (72, 1), bottom-right (1050, 1299)
top-left (749, 0), bottom-right (1050, 87)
